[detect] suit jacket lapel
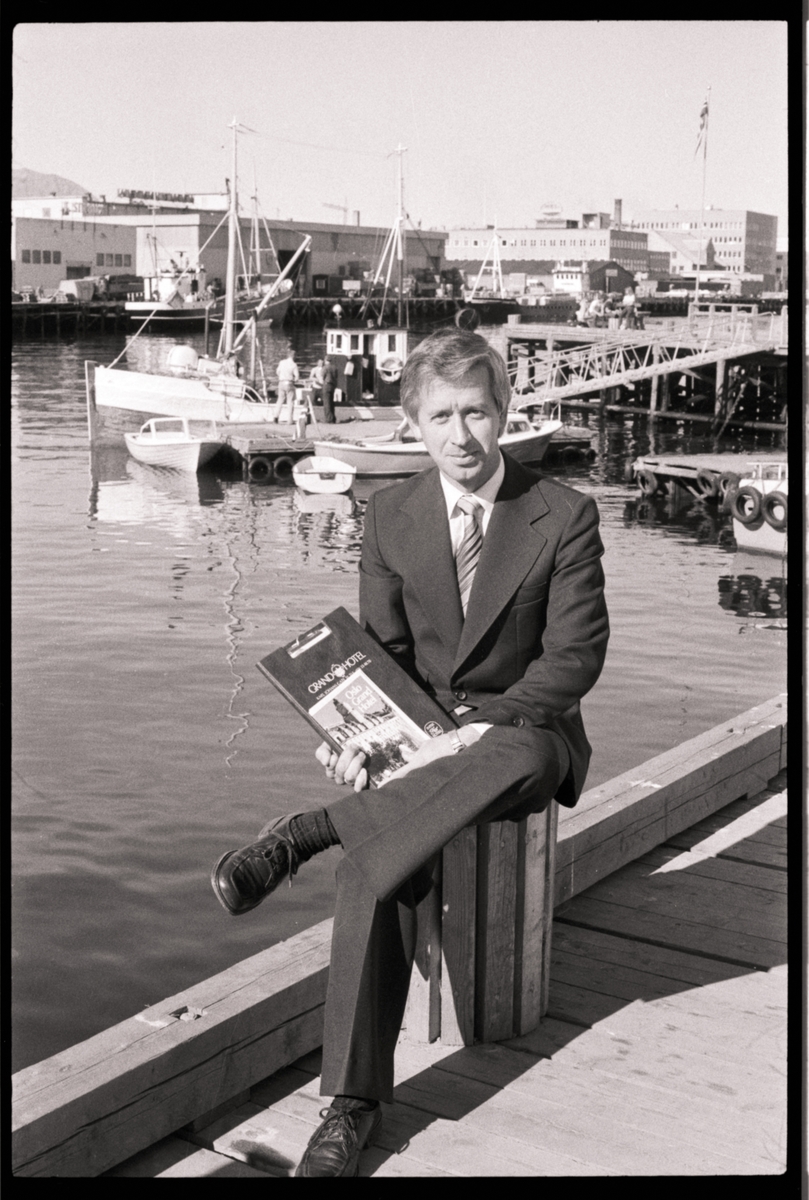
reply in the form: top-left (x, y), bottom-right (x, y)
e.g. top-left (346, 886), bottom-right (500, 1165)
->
top-left (399, 469), bottom-right (465, 656)
top-left (454, 457), bottom-right (549, 672)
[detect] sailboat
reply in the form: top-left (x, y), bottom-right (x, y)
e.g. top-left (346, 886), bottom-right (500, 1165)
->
top-left (209, 177), bottom-right (295, 329)
top-left (463, 228), bottom-right (521, 324)
top-left (86, 120), bottom-right (311, 438)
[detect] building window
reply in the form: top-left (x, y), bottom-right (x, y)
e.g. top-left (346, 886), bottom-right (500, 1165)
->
top-left (106, 254), bottom-right (114, 267)
top-left (123, 254), bottom-right (131, 267)
top-left (33, 250), bottom-right (41, 264)
top-left (53, 251), bottom-right (61, 264)
top-left (97, 253), bottom-right (105, 266)
top-left (21, 249), bottom-right (30, 263)
top-left (114, 254), bottom-right (123, 267)
top-left (43, 251), bottom-right (51, 264)
top-left (350, 334), bottom-right (359, 351)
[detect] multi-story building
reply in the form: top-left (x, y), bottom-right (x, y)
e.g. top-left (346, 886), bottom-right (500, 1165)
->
top-left (774, 237), bottom-right (788, 292)
top-left (630, 208), bottom-right (777, 279)
top-left (11, 197), bottom-right (447, 295)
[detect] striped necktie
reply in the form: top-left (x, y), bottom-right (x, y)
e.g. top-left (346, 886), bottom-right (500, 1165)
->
top-left (455, 495), bottom-right (483, 616)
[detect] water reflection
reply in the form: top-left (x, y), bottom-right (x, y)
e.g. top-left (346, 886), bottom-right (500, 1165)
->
top-left (718, 551), bottom-right (787, 629)
top-left (621, 492), bottom-right (735, 547)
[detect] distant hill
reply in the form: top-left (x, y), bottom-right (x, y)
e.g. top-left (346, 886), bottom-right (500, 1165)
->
top-left (13, 168), bottom-right (88, 198)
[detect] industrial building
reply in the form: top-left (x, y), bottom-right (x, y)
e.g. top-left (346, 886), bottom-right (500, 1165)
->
top-left (11, 193), bottom-right (447, 295)
top-left (629, 208), bottom-right (778, 281)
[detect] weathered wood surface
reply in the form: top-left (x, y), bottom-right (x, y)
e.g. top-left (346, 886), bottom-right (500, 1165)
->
top-left (105, 771), bottom-right (786, 1176)
top-left (13, 696), bottom-right (786, 1176)
top-left (11, 919), bottom-right (333, 1177)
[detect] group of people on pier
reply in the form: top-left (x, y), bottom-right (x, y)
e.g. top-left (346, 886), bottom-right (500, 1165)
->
top-left (574, 287), bottom-right (643, 331)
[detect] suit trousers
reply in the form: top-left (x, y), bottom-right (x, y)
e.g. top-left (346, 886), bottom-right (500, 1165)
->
top-left (320, 724), bottom-right (570, 1103)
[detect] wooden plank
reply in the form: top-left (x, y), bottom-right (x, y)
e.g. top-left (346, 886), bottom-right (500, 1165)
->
top-left (475, 821), bottom-right (518, 1041)
top-left (640, 844), bottom-right (787, 893)
top-left (556, 897), bottom-right (785, 968)
top-left (103, 1135), bottom-right (271, 1177)
top-left (12, 918), bottom-right (333, 1177)
top-left (403, 858), bottom-right (442, 1043)
top-left (513, 807), bottom-right (553, 1034)
top-left (438, 826), bottom-right (477, 1045)
top-left (715, 840), bottom-right (787, 871)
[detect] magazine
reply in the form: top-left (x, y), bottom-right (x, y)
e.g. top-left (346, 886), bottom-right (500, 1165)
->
top-left (257, 607), bottom-right (456, 788)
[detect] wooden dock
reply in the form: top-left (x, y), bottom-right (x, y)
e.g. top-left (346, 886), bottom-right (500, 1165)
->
top-left (12, 697), bottom-right (787, 1177)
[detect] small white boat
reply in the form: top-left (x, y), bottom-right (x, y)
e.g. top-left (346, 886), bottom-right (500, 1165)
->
top-left (313, 415), bottom-right (563, 478)
top-left (728, 462), bottom-right (787, 556)
top-left (124, 417), bottom-right (222, 472)
top-left (292, 455), bottom-right (357, 494)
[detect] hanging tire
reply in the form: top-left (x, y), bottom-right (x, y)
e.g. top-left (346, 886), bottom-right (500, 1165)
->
top-left (729, 485), bottom-right (762, 524)
top-left (378, 355), bottom-right (404, 383)
top-left (586, 447), bottom-right (597, 461)
top-left (273, 455), bottom-right (295, 478)
top-left (247, 455), bottom-right (273, 482)
top-left (455, 307), bottom-right (480, 331)
top-left (636, 468), bottom-right (659, 496)
top-left (761, 490), bottom-right (787, 531)
top-left (694, 468), bottom-right (719, 499)
top-left (718, 471), bottom-right (742, 511)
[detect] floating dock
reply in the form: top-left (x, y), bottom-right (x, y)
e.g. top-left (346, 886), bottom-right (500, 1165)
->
top-left (12, 696), bottom-right (787, 1177)
top-left (628, 450), bottom-right (786, 503)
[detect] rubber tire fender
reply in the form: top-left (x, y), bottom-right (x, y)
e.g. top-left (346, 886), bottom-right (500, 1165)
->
top-left (378, 355), bottom-right (403, 383)
top-left (273, 455), bottom-right (295, 479)
top-left (455, 307), bottom-right (480, 331)
top-left (694, 468), bottom-right (719, 499)
top-left (760, 490), bottom-right (787, 532)
top-left (636, 467), bottom-right (659, 496)
top-left (247, 455), bottom-right (273, 482)
top-left (729, 485), bottom-right (762, 525)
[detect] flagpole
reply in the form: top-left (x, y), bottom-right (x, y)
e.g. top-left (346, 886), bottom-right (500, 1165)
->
top-left (695, 87), bottom-right (710, 308)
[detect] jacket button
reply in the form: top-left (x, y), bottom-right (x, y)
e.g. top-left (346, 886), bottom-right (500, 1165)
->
top-left (512, 716), bottom-right (525, 727)
top-left (455, 690), bottom-right (467, 702)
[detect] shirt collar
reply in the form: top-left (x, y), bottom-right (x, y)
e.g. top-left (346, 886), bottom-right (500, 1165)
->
top-left (439, 452), bottom-right (505, 520)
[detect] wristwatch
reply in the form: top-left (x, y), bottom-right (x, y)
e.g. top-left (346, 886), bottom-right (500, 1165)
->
top-left (449, 730), bottom-right (466, 754)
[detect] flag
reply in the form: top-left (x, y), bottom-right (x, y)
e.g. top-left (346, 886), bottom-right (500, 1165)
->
top-left (695, 97), bottom-right (709, 158)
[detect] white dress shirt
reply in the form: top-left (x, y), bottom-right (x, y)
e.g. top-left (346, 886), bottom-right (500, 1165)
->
top-left (437, 454), bottom-right (505, 738)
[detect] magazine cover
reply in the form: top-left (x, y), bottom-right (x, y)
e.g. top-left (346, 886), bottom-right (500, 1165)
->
top-left (257, 607), bottom-right (456, 788)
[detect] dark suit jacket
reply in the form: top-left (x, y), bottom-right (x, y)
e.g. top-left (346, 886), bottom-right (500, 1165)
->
top-left (359, 452), bottom-right (609, 807)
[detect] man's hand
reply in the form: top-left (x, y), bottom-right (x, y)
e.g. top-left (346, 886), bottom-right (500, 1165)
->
top-left (380, 725), bottom-right (485, 786)
top-left (315, 742), bottom-right (368, 792)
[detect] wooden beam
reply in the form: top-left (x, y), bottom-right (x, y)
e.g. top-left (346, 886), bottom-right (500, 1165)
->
top-left (554, 695), bottom-right (786, 906)
top-left (12, 919), bottom-right (333, 1177)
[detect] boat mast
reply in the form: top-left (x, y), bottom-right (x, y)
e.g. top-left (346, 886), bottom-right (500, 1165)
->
top-left (394, 143), bottom-right (406, 327)
top-left (223, 118), bottom-right (239, 356)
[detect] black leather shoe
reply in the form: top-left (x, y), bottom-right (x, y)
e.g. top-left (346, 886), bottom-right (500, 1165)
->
top-left (294, 1102), bottom-right (382, 1177)
top-left (210, 814), bottom-right (302, 916)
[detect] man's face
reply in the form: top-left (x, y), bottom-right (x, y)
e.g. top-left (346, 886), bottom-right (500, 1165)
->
top-left (408, 365), bottom-right (507, 492)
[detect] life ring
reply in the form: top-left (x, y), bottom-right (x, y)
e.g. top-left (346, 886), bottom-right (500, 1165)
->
top-left (247, 455), bottom-right (273, 482)
top-left (694, 468), bottom-right (719, 499)
top-left (761, 490), bottom-right (787, 531)
top-left (636, 468), bottom-right (659, 496)
top-left (379, 355), bottom-right (403, 384)
top-left (729, 485), bottom-right (762, 524)
top-left (273, 455), bottom-right (295, 478)
top-left (455, 307), bottom-right (480, 331)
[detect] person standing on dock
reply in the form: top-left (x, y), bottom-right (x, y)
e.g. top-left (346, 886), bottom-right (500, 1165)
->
top-left (321, 355), bottom-right (337, 424)
top-left (211, 327), bottom-right (609, 1176)
top-left (309, 359), bottom-right (325, 406)
top-left (272, 350), bottom-right (299, 422)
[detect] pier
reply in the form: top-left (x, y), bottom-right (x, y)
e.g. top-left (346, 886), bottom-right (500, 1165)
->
top-left (12, 696), bottom-right (787, 1176)
top-left (11, 300), bottom-right (129, 337)
top-left (495, 305), bottom-right (788, 433)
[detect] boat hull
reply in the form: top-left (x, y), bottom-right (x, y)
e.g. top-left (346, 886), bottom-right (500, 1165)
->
top-left (123, 436), bottom-right (221, 472)
top-left (210, 286), bottom-right (291, 327)
top-left (731, 477), bottom-right (787, 555)
top-left (292, 456), bottom-right (356, 494)
top-left (312, 421), bottom-right (561, 477)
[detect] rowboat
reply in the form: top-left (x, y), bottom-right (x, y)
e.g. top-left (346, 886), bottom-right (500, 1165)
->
top-left (313, 414), bottom-right (562, 477)
top-left (124, 417), bottom-right (222, 472)
top-left (291, 455), bottom-right (356, 494)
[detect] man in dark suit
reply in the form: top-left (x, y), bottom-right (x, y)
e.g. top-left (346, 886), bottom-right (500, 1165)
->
top-left (211, 328), bottom-right (609, 1176)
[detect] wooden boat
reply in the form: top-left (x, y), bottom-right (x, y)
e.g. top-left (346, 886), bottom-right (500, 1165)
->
top-left (291, 455), bottom-right (356, 494)
top-left (313, 414), bottom-right (563, 477)
top-left (87, 121), bottom-right (311, 436)
top-left (125, 264), bottom-right (211, 329)
top-left (462, 229), bottom-right (522, 324)
top-left (728, 462), bottom-right (787, 556)
top-left (124, 417), bottom-right (222, 472)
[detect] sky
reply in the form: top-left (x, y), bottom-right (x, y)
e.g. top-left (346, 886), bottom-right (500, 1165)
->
top-left (12, 21), bottom-right (791, 237)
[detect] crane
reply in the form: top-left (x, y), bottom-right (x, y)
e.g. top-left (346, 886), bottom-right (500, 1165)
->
top-left (322, 200), bottom-right (348, 224)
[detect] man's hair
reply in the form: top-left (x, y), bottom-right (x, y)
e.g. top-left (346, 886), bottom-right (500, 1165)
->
top-left (399, 328), bottom-right (511, 423)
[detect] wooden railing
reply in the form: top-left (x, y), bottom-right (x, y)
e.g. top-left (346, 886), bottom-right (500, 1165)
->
top-left (12, 695), bottom-right (786, 1177)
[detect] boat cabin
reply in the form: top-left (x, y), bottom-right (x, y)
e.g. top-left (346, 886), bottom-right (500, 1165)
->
top-left (325, 325), bottom-right (410, 407)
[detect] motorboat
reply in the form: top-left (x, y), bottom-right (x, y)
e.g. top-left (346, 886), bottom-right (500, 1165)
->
top-left (86, 120), bottom-right (311, 437)
top-left (313, 414), bottom-right (562, 477)
top-left (124, 417), bottom-right (222, 472)
top-left (727, 462), bottom-right (787, 556)
top-left (292, 455), bottom-right (357, 494)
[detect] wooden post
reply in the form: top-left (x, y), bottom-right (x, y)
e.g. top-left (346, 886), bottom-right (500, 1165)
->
top-left (649, 343), bottom-right (660, 416)
top-left (715, 356), bottom-right (727, 418)
top-left (660, 368), bottom-right (671, 412)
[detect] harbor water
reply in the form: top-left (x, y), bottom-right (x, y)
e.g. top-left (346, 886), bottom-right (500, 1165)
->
top-left (11, 327), bottom-right (787, 1074)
